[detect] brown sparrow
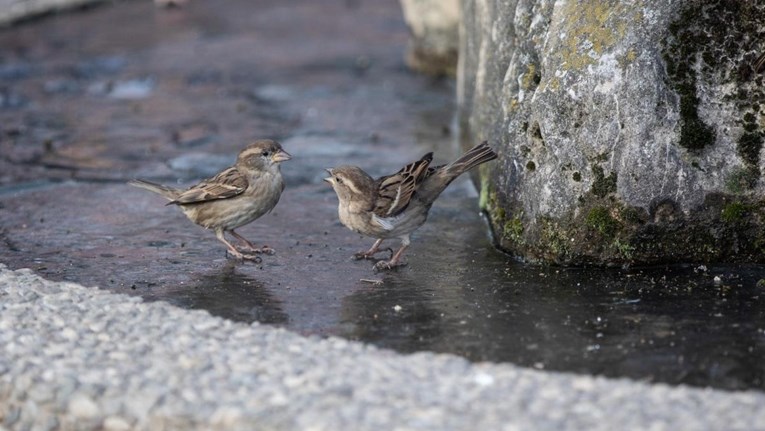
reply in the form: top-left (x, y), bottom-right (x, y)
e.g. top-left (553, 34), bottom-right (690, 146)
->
top-left (129, 139), bottom-right (291, 261)
top-left (324, 141), bottom-right (497, 271)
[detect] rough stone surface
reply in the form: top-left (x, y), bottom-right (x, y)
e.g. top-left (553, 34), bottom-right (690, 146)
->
top-left (2, 264), bottom-right (765, 430)
top-left (399, 0), bottom-right (460, 76)
top-left (0, 0), bottom-right (106, 25)
top-left (458, 0), bottom-right (765, 265)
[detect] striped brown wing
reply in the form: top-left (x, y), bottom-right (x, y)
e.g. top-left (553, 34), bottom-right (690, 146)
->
top-left (373, 152), bottom-right (433, 217)
top-left (169, 167), bottom-right (248, 205)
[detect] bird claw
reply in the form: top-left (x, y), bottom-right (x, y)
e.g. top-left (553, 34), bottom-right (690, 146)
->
top-left (258, 245), bottom-right (276, 255)
top-left (353, 252), bottom-right (372, 260)
top-left (372, 260), bottom-right (406, 273)
top-left (243, 254), bottom-right (263, 263)
top-left (353, 247), bottom-right (393, 260)
top-left (226, 250), bottom-right (263, 263)
top-left (237, 245), bottom-right (275, 255)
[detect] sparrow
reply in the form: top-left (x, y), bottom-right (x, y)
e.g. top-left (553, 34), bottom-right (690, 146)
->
top-left (128, 139), bottom-right (291, 261)
top-left (324, 141), bottom-right (497, 271)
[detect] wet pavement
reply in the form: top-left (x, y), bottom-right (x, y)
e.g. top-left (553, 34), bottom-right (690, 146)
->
top-left (1, 0), bottom-right (764, 392)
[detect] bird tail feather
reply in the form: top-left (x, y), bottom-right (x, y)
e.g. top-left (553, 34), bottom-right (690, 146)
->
top-left (446, 141), bottom-right (498, 175)
top-left (127, 179), bottom-right (181, 201)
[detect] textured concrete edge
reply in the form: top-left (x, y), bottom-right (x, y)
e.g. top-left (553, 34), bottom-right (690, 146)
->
top-left (1, 263), bottom-right (764, 431)
top-left (0, 0), bottom-right (109, 26)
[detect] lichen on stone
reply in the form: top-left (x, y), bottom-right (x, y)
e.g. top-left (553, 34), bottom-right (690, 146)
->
top-left (559, 1), bottom-right (641, 70)
top-left (519, 63), bottom-right (540, 91)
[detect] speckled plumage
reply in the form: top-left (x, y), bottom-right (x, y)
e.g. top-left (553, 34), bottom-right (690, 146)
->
top-left (129, 139), bottom-right (290, 261)
top-left (325, 141), bottom-right (497, 271)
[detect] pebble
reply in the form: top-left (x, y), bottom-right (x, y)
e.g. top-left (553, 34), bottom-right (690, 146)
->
top-left (473, 372), bottom-right (495, 387)
top-left (0, 62), bottom-right (33, 80)
top-left (0, 87), bottom-right (28, 108)
top-left (75, 56), bottom-right (127, 78)
top-left (61, 327), bottom-right (79, 341)
top-left (102, 416), bottom-right (132, 431)
top-left (210, 406), bottom-right (243, 427)
top-left (87, 78), bottom-right (154, 100)
top-left (251, 84), bottom-right (296, 103)
top-left (68, 394), bottom-right (99, 419)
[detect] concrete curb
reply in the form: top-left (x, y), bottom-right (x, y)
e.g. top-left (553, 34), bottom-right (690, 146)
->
top-left (1, 264), bottom-right (764, 430)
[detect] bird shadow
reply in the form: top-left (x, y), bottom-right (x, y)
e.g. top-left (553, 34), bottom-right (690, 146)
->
top-left (160, 263), bottom-right (289, 325)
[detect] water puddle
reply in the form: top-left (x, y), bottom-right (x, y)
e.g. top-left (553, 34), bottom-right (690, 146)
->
top-left (1, 0), bottom-right (763, 394)
top-left (336, 256), bottom-right (765, 390)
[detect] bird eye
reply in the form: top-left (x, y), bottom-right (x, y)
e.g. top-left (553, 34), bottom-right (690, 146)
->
top-left (261, 150), bottom-right (270, 157)
top-left (335, 176), bottom-right (343, 184)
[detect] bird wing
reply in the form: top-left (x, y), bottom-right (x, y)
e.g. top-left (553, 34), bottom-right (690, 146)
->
top-left (169, 167), bottom-right (248, 205)
top-left (373, 152), bottom-right (433, 217)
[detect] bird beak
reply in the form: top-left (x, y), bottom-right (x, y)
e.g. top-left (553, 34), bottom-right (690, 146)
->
top-left (271, 149), bottom-right (292, 163)
top-left (323, 168), bottom-right (333, 184)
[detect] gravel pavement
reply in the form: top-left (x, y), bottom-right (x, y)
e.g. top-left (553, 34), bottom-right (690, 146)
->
top-left (2, 264), bottom-right (765, 430)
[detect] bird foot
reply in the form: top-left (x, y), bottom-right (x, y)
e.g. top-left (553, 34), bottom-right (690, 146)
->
top-left (373, 260), bottom-right (406, 273)
top-left (237, 245), bottom-right (276, 255)
top-left (352, 251), bottom-right (372, 260)
top-left (226, 249), bottom-right (263, 263)
top-left (353, 247), bottom-right (393, 260)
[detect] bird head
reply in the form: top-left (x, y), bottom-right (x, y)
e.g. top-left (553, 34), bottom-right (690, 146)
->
top-left (237, 139), bottom-right (291, 172)
top-left (323, 166), bottom-right (374, 203)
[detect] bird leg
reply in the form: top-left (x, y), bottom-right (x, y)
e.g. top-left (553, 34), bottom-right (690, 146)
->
top-left (373, 236), bottom-right (410, 272)
top-left (216, 229), bottom-right (262, 262)
top-left (230, 230), bottom-right (275, 255)
top-left (353, 238), bottom-right (390, 260)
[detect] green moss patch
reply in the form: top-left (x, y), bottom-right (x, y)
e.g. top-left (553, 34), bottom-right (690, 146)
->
top-left (725, 167), bottom-right (759, 194)
top-left (590, 164), bottom-right (617, 198)
top-left (586, 206), bottom-right (619, 236)
top-left (721, 202), bottom-right (752, 223)
top-left (503, 217), bottom-right (524, 243)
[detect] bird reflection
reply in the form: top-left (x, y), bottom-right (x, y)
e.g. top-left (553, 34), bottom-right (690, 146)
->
top-left (339, 274), bottom-right (443, 353)
top-left (167, 264), bottom-right (288, 325)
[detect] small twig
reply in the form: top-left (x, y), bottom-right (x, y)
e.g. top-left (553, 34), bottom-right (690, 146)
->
top-left (359, 278), bottom-right (383, 286)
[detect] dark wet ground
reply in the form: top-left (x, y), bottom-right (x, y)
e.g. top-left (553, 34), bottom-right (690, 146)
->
top-left (1, 0), bottom-right (764, 392)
